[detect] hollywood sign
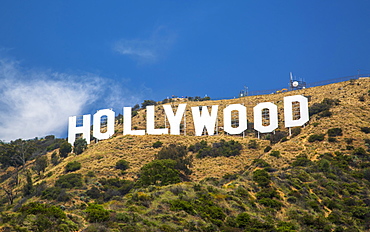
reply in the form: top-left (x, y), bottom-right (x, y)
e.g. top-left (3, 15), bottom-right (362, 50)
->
top-left (68, 95), bottom-right (309, 145)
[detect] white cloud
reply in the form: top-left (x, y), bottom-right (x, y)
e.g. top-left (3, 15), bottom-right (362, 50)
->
top-left (113, 27), bottom-right (176, 64)
top-left (0, 59), bottom-right (142, 142)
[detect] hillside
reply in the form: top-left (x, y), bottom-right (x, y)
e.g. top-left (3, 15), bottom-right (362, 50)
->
top-left (1, 78), bottom-right (370, 231)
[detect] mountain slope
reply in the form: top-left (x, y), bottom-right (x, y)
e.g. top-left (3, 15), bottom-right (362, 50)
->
top-left (1, 78), bottom-right (370, 231)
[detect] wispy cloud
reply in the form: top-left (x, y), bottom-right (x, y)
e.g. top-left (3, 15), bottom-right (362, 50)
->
top-left (0, 59), bottom-right (142, 141)
top-left (113, 27), bottom-right (176, 64)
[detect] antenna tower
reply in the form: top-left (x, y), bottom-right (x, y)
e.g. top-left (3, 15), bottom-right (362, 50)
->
top-left (289, 72), bottom-right (306, 91)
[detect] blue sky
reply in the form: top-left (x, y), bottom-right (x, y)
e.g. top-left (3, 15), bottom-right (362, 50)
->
top-left (0, 0), bottom-right (369, 140)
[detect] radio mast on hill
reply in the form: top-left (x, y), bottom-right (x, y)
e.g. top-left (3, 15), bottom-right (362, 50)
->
top-left (289, 72), bottom-right (306, 91)
top-left (239, 85), bottom-right (248, 97)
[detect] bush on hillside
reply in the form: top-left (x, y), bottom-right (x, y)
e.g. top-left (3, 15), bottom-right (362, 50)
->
top-left (291, 127), bottom-right (302, 137)
top-left (152, 141), bottom-right (163, 148)
top-left (34, 155), bottom-right (48, 175)
top-left (253, 159), bottom-right (271, 168)
top-left (141, 100), bottom-right (156, 109)
top-left (327, 128), bottom-right (343, 137)
top-left (86, 186), bottom-right (103, 199)
top-left (269, 131), bottom-right (289, 144)
top-left (99, 178), bottom-right (134, 199)
top-left (194, 139), bottom-right (243, 159)
top-left (258, 198), bottom-right (283, 209)
top-left (73, 138), bottom-right (87, 155)
top-left (55, 173), bottom-right (83, 189)
top-left (155, 144), bottom-right (192, 175)
top-left (59, 141), bottom-right (72, 158)
top-left (248, 139), bottom-right (258, 149)
top-left (264, 146), bottom-right (272, 152)
top-left (188, 140), bottom-right (208, 152)
top-left (18, 202), bottom-right (77, 231)
top-left (65, 161), bottom-right (81, 172)
top-left (292, 154), bottom-right (312, 167)
top-left (270, 150), bottom-right (281, 158)
top-left (361, 127), bottom-right (370, 134)
top-left (41, 187), bottom-right (71, 202)
top-left (115, 159), bottom-right (130, 171)
top-left (353, 147), bottom-right (367, 156)
top-left (309, 98), bottom-right (339, 117)
top-left (51, 152), bottom-right (59, 165)
top-left (85, 203), bottom-right (110, 223)
top-left (137, 159), bottom-right (181, 187)
top-left (308, 134), bottom-right (325, 142)
top-left (253, 169), bottom-right (271, 187)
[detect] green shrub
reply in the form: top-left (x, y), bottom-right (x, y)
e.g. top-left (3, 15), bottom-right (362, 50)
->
top-left (361, 127), bottom-right (370, 134)
top-left (34, 155), bottom-right (48, 175)
top-left (195, 139), bottom-right (243, 159)
top-left (328, 137), bottom-right (337, 142)
top-left (188, 140), bottom-right (208, 152)
top-left (23, 171), bottom-right (34, 196)
top-left (309, 98), bottom-right (339, 117)
top-left (269, 131), bottom-right (289, 144)
top-left (253, 159), bottom-right (271, 168)
top-left (19, 202), bottom-right (68, 231)
top-left (55, 173), bottom-right (83, 189)
top-left (350, 206), bottom-right (370, 219)
top-left (137, 159), bottom-right (181, 186)
top-left (86, 186), bottom-right (103, 199)
top-left (73, 138), bottom-right (87, 155)
top-left (353, 147), bottom-right (367, 156)
top-left (363, 168), bottom-right (370, 182)
top-left (156, 144), bottom-right (192, 175)
top-left (276, 221), bottom-right (297, 232)
top-left (59, 141), bottom-right (72, 158)
top-left (169, 199), bottom-right (195, 215)
top-left (258, 198), bottom-right (283, 209)
top-left (86, 171), bottom-right (95, 177)
top-left (319, 110), bottom-right (332, 117)
top-left (152, 141), bottom-right (163, 148)
top-left (264, 146), bottom-right (272, 152)
top-left (248, 140), bottom-right (258, 149)
top-left (41, 187), bottom-right (71, 202)
top-left (51, 152), bottom-right (59, 165)
top-left (308, 134), bottom-right (325, 142)
top-left (309, 103), bottom-right (330, 116)
top-left (281, 137), bottom-right (288, 142)
top-left (85, 203), bottom-right (110, 223)
top-left (141, 100), bottom-right (156, 108)
top-left (235, 212), bottom-right (251, 228)
top-left (65, 161), bottom-right (81, 172)
top-left (327, 128), bottom-right (343, 137)
top-left (98, 178), bottom-right (133, 201)
top-left (270, 150), bottom-right (281, 158)
top-left (344, 138), bottom-right (355, 144)
top-left (256, 188), bottom-right (280, 200)
top-left (291, 127), bottom-right (302, 137)
top-left (253, 169), bottom-right (271, 187)
top-left (115, 159), bottom-right (130, 171)
top-left (292, 154), bottom-right (312, 167)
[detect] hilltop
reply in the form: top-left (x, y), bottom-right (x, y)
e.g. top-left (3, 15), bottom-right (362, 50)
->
top-left (1, 78), bottom-right (370, 231)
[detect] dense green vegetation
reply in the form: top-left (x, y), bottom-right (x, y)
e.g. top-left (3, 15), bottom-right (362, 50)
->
top-left (65, 161), bottom-right (81, 172)
top-left (73, 138), bottom-right (87, 155)
top-left (189, 139), bottom-right (243, 158)
top-left (0, 136), bottom-right (66, 169)
top-left (3, 137), bottom-right (370, 231)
